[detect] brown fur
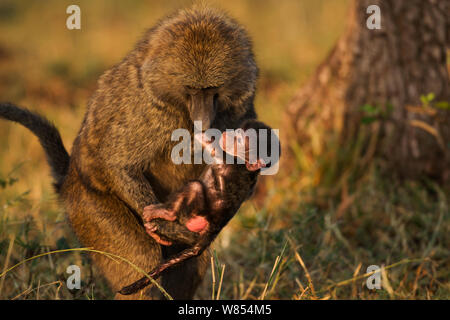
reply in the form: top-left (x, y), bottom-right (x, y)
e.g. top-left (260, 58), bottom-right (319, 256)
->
top-left (119, 120), bottom-right (276, 295)
top-left (63, 7), bottom-right (259, 299)
top-left (0, 7), bottom-right (260, 299)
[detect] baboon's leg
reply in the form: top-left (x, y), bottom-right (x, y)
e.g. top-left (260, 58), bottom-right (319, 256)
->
top-left (64, 175), bottom-right (206, 299)
top-left (161, 246), bottom-right (209, 299)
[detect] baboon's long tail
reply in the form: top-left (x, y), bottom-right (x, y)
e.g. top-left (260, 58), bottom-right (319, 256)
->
top-left (0, 102), bottom-right (70, 192)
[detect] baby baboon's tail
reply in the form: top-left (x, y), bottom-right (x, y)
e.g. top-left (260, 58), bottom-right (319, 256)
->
top-left (0, 102), bottom-right (70, 192)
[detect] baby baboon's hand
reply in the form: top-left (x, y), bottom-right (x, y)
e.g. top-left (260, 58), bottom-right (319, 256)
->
top-left (220, 128), bottom-right (267, 172)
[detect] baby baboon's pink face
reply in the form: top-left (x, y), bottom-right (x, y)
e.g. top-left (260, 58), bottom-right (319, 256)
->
top-left (195, 130), bottom-right (266, 171)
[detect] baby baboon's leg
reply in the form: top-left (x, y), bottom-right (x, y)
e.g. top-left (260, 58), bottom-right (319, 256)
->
top-left (143, 203), bottom-right (176, 222)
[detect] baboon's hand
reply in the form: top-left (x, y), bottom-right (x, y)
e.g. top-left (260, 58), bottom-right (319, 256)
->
top-left (147, 219), bottom-right (201, 247)
top-left (143, 204), bottom-right (177, 245)
top-left (144, 221), bottom-right (173, 246)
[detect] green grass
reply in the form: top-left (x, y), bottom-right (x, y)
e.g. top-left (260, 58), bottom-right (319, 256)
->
top-left (1, 160), bottom-right (448, 299)
top-left (197, 167), bottom-right (449, 299)
top-left (0, 0), bottom-right (449, 299)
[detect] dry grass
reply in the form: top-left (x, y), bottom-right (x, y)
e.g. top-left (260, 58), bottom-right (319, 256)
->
top-left (0, 0), bottom-right (448, 300)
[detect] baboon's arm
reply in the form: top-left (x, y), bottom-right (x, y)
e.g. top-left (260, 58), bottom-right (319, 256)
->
top-left (147, 219), bottom-right (200, 246)
top-left (109, 168), bottom-right (158, 216)
top-left (108, 167), bottom-right (207, 246)
top-left (143, 180), bottom-right (208, 245)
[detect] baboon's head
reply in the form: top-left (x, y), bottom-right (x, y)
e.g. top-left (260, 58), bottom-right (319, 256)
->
top-left (141, 7), bottom-right (258, 130)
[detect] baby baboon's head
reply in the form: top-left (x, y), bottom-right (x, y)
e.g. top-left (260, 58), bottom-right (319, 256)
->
top-left (141, 6), bottom-right (258, 130)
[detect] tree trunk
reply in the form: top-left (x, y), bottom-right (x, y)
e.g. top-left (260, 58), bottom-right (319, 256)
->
top-left (284, 0), bottom-right (449, 182)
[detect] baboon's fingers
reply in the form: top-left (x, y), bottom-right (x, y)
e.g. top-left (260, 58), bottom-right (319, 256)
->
top-left (149, 219), bottom-right (201, 246)
top-left (145, 223), bottom-right (173, 246)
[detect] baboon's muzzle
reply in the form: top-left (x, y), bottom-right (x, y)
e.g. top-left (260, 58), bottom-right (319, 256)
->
top-left (188, 90), bottom-right (218, 131)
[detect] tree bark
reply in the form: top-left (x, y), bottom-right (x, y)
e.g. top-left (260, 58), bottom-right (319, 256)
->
top-left (284, 0), bottom-right (449, 182)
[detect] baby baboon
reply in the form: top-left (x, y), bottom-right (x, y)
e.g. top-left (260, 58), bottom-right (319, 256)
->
top-left (0, 6), bottom-right (263, 299)
top-left (119, 119), bottom-right (276, 295)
